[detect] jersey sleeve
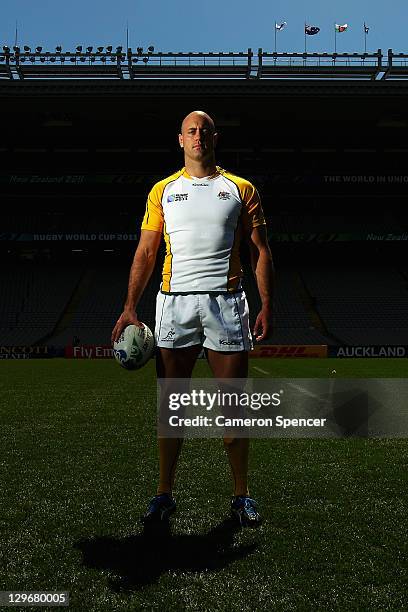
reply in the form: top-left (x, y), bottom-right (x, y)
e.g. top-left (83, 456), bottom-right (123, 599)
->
top-left (241, 181), bottom-right (266, 233)
top-left (140, 182), bottom-right (164, 233)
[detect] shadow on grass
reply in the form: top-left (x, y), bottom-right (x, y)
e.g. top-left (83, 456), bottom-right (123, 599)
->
top-left (74, 518), bottom-right (259, 591)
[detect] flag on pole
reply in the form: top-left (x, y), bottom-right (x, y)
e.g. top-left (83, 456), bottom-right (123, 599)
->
top-left (275, 21), bottom-right (287, 31)
top-left (364, 22), bottom-right (369, 34)
top-left (335, 24), bottom-right (348, 33)
top-left (305, 25), bottom-right (320, 36)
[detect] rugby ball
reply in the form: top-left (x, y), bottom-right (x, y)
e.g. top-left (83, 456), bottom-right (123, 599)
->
top-left (113, 323), bottom-right (155, 370)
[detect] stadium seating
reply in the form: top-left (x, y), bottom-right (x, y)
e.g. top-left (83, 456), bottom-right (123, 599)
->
top-left (49, 261), bottom-right (161, 346)
top-left (2, 259), bottom-right (407, 347)
top-left (275, 213), bottom-right (399, 234)
top-left (4, 211), bottom-right (403, 238)
top-left (243, 266), bottom-right (331, 345)
top-left (300, 265), bottom-right (408, 344)
top-left (0, 263), bottom-right (82, 345)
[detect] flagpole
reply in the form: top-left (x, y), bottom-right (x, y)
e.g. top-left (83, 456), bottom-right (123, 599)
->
top-left (126, 20), bottom-right (129, 49)
top-left (15, 20), bottom-right (18, 47)
top-left (364, 23), bottom-right (367, 54)
top-left (274, 22), bottom-right (277, 54)
top-left (334, 23), bottom-right (337, 54)
top-left (304, 21), bottom-right (306, 54)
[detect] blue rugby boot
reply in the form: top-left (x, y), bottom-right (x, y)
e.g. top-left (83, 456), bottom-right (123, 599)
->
top-left (230, 495), bottom-right (262, 527)
top-left (141, 493), bottom-right (176, 524)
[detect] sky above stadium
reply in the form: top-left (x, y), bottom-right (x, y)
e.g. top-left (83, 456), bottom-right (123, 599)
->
top-left (1, 0), bottom-right (407, 56)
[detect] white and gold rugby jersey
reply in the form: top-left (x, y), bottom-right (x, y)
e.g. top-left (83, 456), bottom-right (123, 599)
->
top-left (141, 166), bottom-right (266, 293)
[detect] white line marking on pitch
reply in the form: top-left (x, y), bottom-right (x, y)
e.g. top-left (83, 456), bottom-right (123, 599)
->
top-left (286, 383), bottom-right (320, 400)
top-left (252, 366), bottom-right (269, 375)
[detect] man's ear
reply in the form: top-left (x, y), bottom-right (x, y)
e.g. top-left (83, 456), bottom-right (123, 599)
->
top-left (213, 132), bottom-right (218, 147)
top-left (178, 134), bottom-right (184, 148)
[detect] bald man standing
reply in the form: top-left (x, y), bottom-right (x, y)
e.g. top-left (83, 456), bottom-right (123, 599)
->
top-left (112, 111), bottom-right (274, 527)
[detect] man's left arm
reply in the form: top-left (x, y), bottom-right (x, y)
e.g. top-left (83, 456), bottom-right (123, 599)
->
top-left (247, 225), bottom-right (275, 342)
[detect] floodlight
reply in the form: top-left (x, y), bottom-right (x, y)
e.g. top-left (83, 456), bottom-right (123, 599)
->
top-left (106, 46), bottom-right (113, 52)
top-left (36, 46), bottom-right (42, 52)
top-left (24, 46), bottom-right (31, 52)
top-left (76, 45), bottom-right (82, 52)
top-left (56, 46), bottom-right (62, 52)
top-left (97, 46), bottom-right (104, 53)
top-left (148, 46), bottom-right (154, 52)
top-left (87, 46), bottom-right (93, 53)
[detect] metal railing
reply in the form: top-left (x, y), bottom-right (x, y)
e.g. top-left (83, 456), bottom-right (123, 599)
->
top-left (0, 47), bottom-right (407, 80)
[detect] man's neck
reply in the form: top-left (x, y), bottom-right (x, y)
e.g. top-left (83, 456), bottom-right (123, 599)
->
top-left (184, 159), bottom-right (217, 179)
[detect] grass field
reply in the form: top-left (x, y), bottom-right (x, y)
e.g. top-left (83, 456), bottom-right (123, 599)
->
top-left (0, 358), bottom-right (407, 611)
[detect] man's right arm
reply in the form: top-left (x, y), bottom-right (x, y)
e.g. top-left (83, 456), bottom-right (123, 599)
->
top-left (111, 229), bottom-right (162, 343)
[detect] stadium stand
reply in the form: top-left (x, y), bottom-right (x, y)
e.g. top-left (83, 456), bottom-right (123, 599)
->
top-left (243, 265), bottom-right (332, 344)
top-left (3, 210), bottom-right (404, 241)
top-left (1, 52), bottom-right (408, 354)
top-left (2, 257), bottom-right (408, 347)
top-left (0, 264), bottom-right (82, 344)
top-left (300, 265), bottom-right (408, 344)
top-left (276, 213), bottom-right (400, 233)
top-left (42, 262), bottom-right (332, 347)
top-left (48, 262), bottom-right (161, 346)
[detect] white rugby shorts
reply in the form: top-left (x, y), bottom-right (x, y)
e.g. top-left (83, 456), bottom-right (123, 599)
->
top-left (155, 291), bottom-right (253, 351)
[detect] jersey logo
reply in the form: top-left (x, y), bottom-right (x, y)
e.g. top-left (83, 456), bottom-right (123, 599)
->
top-left (168, 193), bottom-right (189, 202)
top-left (192, 183), bottom-right (209, 187)
top-left (161, 328), bottom-right (176, 341)
top-left (217, 191), bottom-right (231, 200)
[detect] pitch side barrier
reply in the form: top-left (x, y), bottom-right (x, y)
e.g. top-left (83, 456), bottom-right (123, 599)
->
top-left (0, 346), bottom-right (60, 359)
top-left (252, 345), bottom-right (327, 358)
top-left (0, 345), bottom-right (328, 359)
top-left (1, 345), bottom-right (407, 359)
top-left (62, 345), bottom-right (329, 359)
top-left (329, 345), bottom-right (408, 358)
top-left (253, 345), bottom-right (408, 358)
top-left (65, 345), bottom-right (113, 358)
top-left (0, 345), bottom-right (112, 359)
